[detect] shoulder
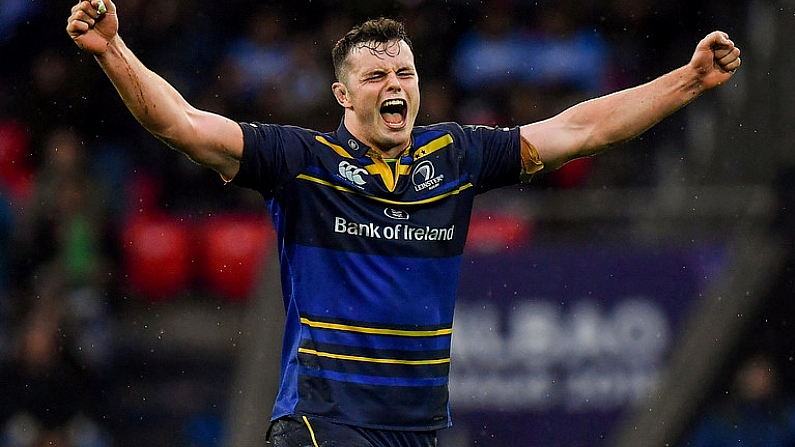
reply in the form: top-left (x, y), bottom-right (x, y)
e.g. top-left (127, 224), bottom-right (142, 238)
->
top-left (414, 122), bottom-right (519, 147)
top-left (412, 122), bottom-right (470, 146)
top-left (239, 122), bottom-right (336, 155)
top-left (232, 123), bottom-right (333, 192)
top-left (415, 122), bottom-right (518, 135)
top-left (240, 122), bottom-right (324, 141)
top-left (413, 122), bottom-right (464, 135)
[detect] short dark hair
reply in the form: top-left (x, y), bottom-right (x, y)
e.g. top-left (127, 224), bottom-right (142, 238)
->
top-left (332, 18), bottom-right (414, 82)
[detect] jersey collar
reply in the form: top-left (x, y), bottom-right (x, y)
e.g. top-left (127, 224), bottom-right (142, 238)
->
top-left (335, 119), bottom-right (414, 159)
top-left (335, 120), bottom-right (373, 158)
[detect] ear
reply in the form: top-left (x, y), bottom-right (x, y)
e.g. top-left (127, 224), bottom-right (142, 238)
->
top-left (332, 82), bottom-right (350, 107)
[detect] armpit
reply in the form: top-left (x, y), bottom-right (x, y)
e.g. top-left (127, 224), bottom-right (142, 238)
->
top-left (520, 136), bottom-right (544, 182)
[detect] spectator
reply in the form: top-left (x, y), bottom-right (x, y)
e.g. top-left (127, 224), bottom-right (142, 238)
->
top-left (12, 127), bottom-right (118, 295)
top-left (221, 6), bottom-right (292, 121)
top-left (451, 2), bottom-right (611, 96)
top-left (0, 282), bottom-right (111, 447)
top-left (7, 126), bottom-right (119, 376)
top-left (450, 0), bottom-right (611, 190)
top-left (686, 354), bottom-right (795, 447)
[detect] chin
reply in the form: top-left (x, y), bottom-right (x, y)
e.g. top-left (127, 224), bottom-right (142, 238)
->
top-left (375, 135), bottom-right (409, 153)
top-left (389, 129), bottom-right (412, 143)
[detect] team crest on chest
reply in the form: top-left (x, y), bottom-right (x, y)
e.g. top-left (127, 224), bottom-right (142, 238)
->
top-left (412, 160), bottom-right (444, 192)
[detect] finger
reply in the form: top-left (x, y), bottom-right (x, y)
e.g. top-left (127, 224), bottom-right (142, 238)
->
top-left (707, 32), bottom-right (734, 54)
top-left (71, 1), bottom-right (86, 14)
top-left (722, 57), bottom-right (741, 73)
top-left (716, 47), bottom-right (741, 66)
top-left (714, 40), bottom-right (739, 57)
top-left (70, 9), bottom-right (96, 28)
top-left (711, 31), bottom-right (732, 47)
top-left (712, 47), bottom-right (733, 61)
top-left (73, 0), bottom-right (102, 20)
top-left (66, 18), bottom-right (90, 35)
top-left (716, 52), bottom-right (741, 73)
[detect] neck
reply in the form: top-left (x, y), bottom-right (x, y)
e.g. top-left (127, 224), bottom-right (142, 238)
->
top-left (344, 119), bottom-right (409, 158)
top-left (374, 143), bottom-right (408, 159)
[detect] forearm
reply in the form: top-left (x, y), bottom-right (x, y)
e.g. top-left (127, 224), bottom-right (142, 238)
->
top-left (95, 36), bottom-right (193, 147)
top-left (570, 64), bottom-right (706, 154)
top-left (522, 30), bottom-right (738, 172)
top-left (93, 36), bottom-right (243, 178)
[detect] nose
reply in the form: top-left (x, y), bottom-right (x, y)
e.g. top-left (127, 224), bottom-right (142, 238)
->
top-left (386, 71), bottom-right (402, 92)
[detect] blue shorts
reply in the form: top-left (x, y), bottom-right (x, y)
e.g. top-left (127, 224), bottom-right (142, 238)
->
top-left (266, 416), bottom-right (438, 447)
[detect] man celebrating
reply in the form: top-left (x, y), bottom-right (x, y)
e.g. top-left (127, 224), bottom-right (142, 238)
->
top-left (67, 1), bottom-right (741, 446)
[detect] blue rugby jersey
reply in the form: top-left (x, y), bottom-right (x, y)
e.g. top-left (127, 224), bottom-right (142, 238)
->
top-left (232, 120), bottom-right (523, 431)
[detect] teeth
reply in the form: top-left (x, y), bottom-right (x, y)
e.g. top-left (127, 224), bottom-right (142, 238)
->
top-left (383, 99), bottom-right (405, 107)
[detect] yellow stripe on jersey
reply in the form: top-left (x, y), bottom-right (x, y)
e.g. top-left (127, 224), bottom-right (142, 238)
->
top-left (365, 157), bottom-right (411, 192)
top-left (296, 174), bottom-right (473, 206)
top-left (365, 158), bottom-right (397, 191)
top-left (315, 133), bottom-right (453, 191)
top-left (298, 348), bottom-right (451, 366)
top-left (316, 135), bottom-right (353, 158)
top-left (300, 317), bottom-right (452, 337)
top-left (414, 134), bottom-right (454, 160)
top-left (301, 416), bottom-right (320, 447)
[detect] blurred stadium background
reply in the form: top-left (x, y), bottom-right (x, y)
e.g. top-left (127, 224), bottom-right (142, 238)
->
top-left (2, 0), bottom-right (794, 446)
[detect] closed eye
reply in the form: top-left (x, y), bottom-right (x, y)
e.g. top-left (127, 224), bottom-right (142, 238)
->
top-left (363, 71), bottom-right (387, 82)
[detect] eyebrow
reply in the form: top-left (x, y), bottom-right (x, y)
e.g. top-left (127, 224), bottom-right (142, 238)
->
top-left (361, 64), bottom-right (413, 75)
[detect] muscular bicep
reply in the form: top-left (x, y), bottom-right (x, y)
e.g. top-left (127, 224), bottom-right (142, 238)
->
top-left (519, 93), bottom-right (626, 173)
top-left (520, 73), bottom-right (697, 173)
top-left (520, 115), bottom-right (591, 173)
top-left (165, 107), bottom-right (244, 181)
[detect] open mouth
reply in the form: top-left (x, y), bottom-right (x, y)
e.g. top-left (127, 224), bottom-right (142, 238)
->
top-left (380, 99), bottom-right (407, 129)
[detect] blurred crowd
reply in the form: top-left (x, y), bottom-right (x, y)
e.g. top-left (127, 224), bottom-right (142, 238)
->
top-left (686, 353), bottom-right (795, 447)
top-left (0, 0), bottom-right (747, 446)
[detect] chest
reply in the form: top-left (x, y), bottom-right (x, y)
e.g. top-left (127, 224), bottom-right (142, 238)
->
top-left (274, 147), bottom-right (476, 256)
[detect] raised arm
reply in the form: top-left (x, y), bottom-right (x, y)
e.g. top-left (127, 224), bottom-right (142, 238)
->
top-left (66, 0), bottom-right (243, 181)
top-left (521, 31), bottom-right (741, 172)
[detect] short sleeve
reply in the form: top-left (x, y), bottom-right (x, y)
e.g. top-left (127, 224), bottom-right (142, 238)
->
top-left (459, 125), bottom-right (524, 193)
top-left (231, 122), bottom-right (316, 198)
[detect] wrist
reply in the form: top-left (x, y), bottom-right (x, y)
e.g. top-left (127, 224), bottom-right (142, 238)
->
top-left (675, 64), bottom-right (707, 98)
top-left (94, 34), bottom-right (122, 61)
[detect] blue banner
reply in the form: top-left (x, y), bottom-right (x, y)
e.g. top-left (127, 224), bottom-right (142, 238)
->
top-left (445, 244), bottom-right (725, 446)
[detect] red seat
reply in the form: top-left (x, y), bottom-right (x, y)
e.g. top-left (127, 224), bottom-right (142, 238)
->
top-left (466, 212), bottom-right (534, 253)
top-left (122, 215), bottom-right (193, 302)
top-left (199, 214), bottom-right (273, 302)
top-left (0, 120), bottom-right (33, 201)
